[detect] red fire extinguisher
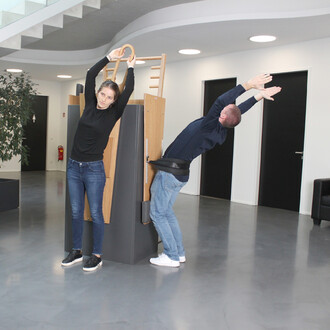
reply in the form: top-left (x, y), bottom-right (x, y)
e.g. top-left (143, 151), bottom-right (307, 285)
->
top-left (58, 145), bottom-right (64, 161)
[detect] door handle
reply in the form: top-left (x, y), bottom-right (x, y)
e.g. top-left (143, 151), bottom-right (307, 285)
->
top-left (295, 151), bottom-right (303, 155)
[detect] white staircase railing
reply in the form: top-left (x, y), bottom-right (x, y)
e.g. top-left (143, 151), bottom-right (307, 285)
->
top-left (0, 0), bottom-right (101, 57)
top-left (0, 0), bottom-right (60, 29)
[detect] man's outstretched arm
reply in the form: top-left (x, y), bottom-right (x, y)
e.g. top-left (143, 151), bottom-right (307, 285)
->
top-left (254, 86), bottom-right (282, 101)
top-left (203, 73), bottom-right (275, 127)
top-left (238, 86), bottom-right (282, 115)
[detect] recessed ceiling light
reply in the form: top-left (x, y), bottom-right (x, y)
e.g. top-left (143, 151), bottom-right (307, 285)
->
top-left (136, 60), bottom-right (145, 65)
top-left (57, 74), bottom-right (72, 79)
top-left (249, 35), bottom-right (276, 43)
top-left (6, 68), bottom-right (23, 73)
top-left (178, 49), bottom-right (201, 55)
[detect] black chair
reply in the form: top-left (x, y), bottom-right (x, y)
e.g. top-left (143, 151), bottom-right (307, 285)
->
top-left (311, 179), bottom-right (330, 225)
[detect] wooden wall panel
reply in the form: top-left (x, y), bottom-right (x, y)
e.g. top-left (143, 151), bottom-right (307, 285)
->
top-left (84, 194), bottom-right (91, 221)
top-left (79, 93), bottom-right (85, 116)
top-left (102, 178), bottom-right (112, 224)
top-left (102, 119), bottom-right (121, 223)
top-left (69, 95), bottom-right (79, 105)
top-left (143, 93), bottom-right (165, 201)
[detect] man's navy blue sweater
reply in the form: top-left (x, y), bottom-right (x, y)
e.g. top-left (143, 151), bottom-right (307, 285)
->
top-left (163, 84), bottom-right (257, 181)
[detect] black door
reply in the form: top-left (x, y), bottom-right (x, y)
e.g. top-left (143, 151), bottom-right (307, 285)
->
top-left (22, 95), bottom-right (48, 171)
top-left (258, 71), bottom-right (307, 211)
top-left (200, 78), bottom-right (236, 199)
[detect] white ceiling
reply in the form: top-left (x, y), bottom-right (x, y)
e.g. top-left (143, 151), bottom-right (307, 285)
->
top-left (0, 0), bottom-right (329, 81)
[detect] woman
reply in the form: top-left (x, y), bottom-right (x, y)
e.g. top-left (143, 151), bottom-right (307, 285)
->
top-left (62, 48), bottom-right (136, 271)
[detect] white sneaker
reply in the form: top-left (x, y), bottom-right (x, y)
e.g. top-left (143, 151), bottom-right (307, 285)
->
top-left (179, 256), bottom-right (186, 263)
top-left (150, 253), bottom-right (180, 268)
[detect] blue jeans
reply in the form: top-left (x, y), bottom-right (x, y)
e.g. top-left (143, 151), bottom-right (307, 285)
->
top-left (150, 171), bottom-right (187, 261)
top-left (67, 158), bottom-right (106, 255)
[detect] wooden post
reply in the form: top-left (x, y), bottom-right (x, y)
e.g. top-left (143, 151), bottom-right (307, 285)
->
top-left (143, 93), bottom-right (165, 201)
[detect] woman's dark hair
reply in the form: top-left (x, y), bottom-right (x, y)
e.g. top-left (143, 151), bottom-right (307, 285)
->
top-left (97, 80), bottom-right (120, 102)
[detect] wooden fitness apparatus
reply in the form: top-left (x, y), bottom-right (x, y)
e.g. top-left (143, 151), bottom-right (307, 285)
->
top-left (71, 44), bottom-right (166, 224)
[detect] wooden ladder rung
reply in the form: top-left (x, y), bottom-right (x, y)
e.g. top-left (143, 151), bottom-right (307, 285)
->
top-left (104, 54), bottom-right (166, 97)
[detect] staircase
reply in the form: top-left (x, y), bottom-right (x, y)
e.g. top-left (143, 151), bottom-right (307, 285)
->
top-left (0, 0), bottom-right (101, 57)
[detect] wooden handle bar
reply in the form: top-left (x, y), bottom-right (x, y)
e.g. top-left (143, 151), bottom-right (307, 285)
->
top-left (108, 44), bottom-right (135, 83)
top-left (109, 55), bottom-right (163, 62)
top-left (119, 44), bottom-right (135, 61)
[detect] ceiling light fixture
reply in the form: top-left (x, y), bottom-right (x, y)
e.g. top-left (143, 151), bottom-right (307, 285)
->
top-left (249, 35), bottom-right (276, 43)
top-left (178, 49), bottom-right (201, 55)
top-left (57, 74), bottom-right (72, 79)
top-left (136, 60), bottom-right (145, 65)
top-left (6, 68), bottom-right (23, 73)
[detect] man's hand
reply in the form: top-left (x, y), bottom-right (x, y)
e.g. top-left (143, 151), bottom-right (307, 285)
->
top-left (255, 86), bottom-right (282, 101)
top-left (243, 73), bottom-right (273, 91)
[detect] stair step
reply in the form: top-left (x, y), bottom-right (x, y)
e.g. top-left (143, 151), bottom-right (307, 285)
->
top-left (84, 0), bottom-right (101, 9)
top-left (22, 23), bottom-right (43, 38)
top-left (21, 23), bottom-right (43, 46)
top-left (43, 14), bottom-right (64, 29)
top-left (0, 35), bottom-right (21, 50)
top-left (64, 5), bottom-right (83, 19)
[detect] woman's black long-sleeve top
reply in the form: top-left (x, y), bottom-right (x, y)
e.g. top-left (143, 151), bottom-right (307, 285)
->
top-left (70, 57), bottom-right (134, 162)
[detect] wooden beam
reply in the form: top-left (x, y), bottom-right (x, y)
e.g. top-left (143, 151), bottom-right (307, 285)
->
top-left (109, 56), bottom-right (162, 62)
top-left (102, 119), bottom-right (121, 223)
top-left (68, 95), bottom-right (79, 105)
top-left (143, 93), bottom-right (165, 201)
top-left (157, 54), bottom-right (166, 97)
top-left (127, 99), bottom-right (144, 105)
top-left (79, 93), bottom-right (85, 116)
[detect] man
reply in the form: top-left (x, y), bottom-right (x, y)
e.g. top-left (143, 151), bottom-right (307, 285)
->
top-left (149, 74), bottom-right (282, 267)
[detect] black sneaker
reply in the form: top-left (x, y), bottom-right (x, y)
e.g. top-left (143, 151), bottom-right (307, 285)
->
top-left (83, 254), bottom-right (103, 272)
top-left (61, 249), bottom-right (83, 266)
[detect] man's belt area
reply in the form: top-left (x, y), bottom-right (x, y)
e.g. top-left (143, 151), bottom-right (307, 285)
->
top-left (149, 158), bottom-right (190, 176)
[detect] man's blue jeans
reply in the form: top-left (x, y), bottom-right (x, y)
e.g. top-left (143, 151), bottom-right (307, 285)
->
top-left (150, 171), bottom-right (187, 261)
top-left (67, 158), bottom-right (106, 255)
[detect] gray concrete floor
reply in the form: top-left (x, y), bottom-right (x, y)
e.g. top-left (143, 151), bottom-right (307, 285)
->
top-left (1, 171), bottom-right (330, 330)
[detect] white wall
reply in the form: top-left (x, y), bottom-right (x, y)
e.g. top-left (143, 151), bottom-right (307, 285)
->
top-left (134, 37), bottom-right (330, 215)
top-left (36, 80), bottom-right (65, 171)
top-left (59, 77), bottom-right (84, 167)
